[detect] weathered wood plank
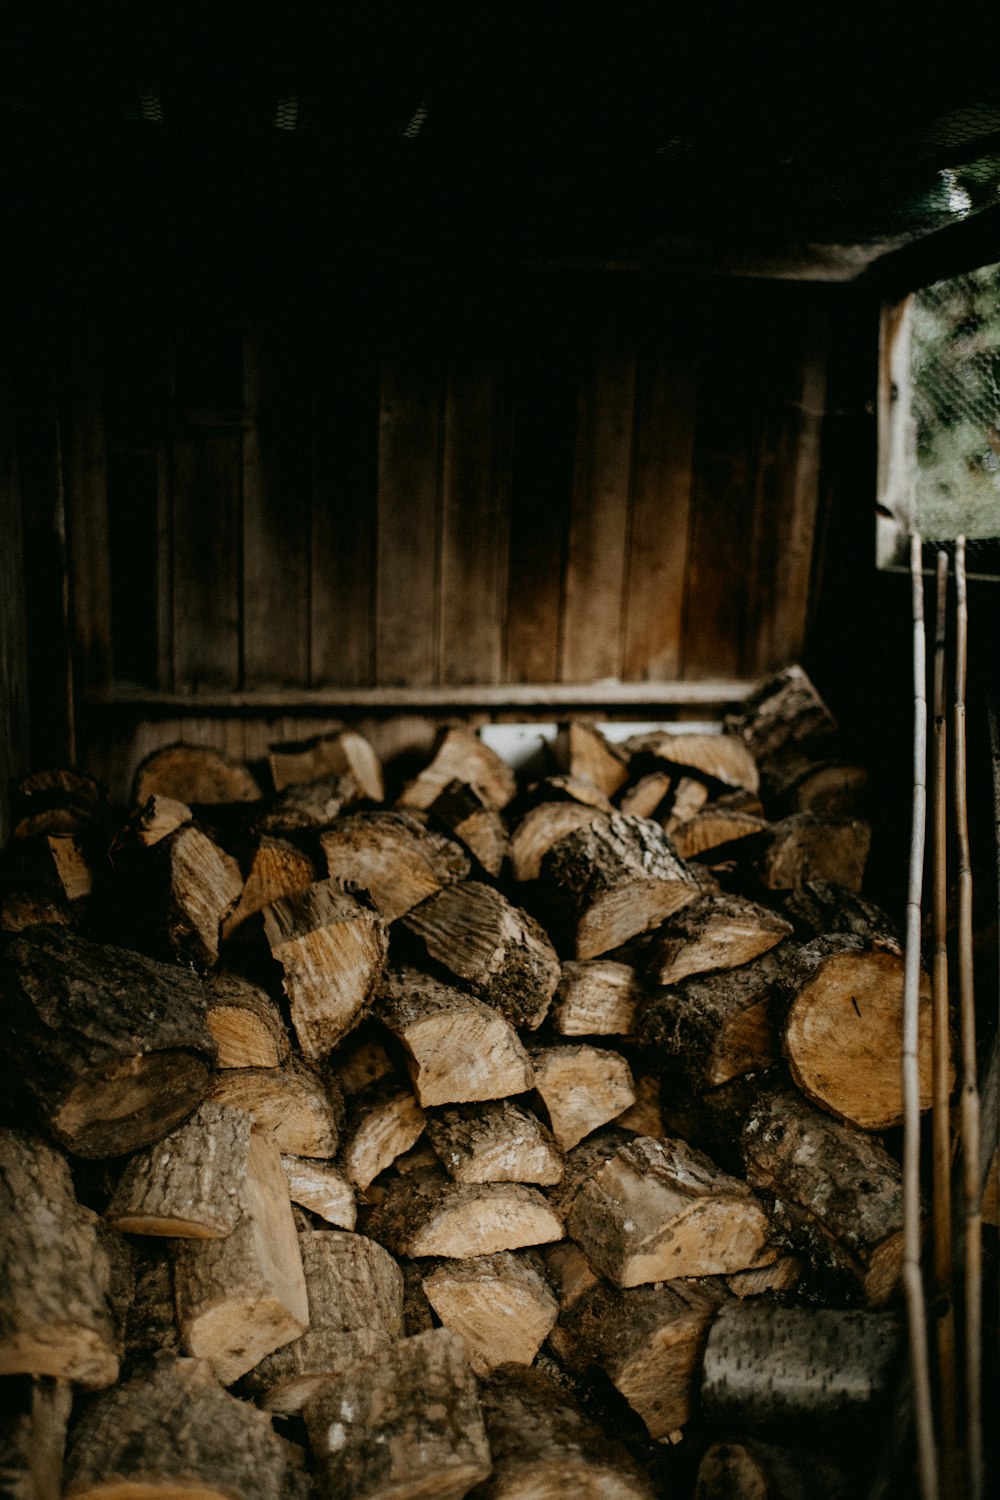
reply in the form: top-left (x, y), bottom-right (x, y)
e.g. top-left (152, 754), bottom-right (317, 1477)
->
top-left (63, 327), bottom-right (113, 696)
top-left (171, 432), bottom-right (242, 690)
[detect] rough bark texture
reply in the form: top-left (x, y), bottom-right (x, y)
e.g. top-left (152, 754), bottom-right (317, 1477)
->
top-left (281, 1155), bottom-right (357, 1229)
top-left (426, 1100), bottom-right (563, 1185)
top-left (740, 1086), bottom-right (907, 1306)
top-left (401, 883), bottom-right (559, 1030)
top-left (541, 813), bottom-right (700, 959)
top-left (508, 802), bottom-right (605, 884)
top-left (755, 814), bottom-right (871, 894)
top-left (209, 1057), bottom-right (342, 1158)
top-left (377, 968), bottom-right (534, 1106)
top-left (304, 1327), bottom-right (492, 1500)
top-left (724, 664), bottom-right (839, 770)
top-left (343, 1078), bottom-right (426, 1189)
top-left (648, 893), bottom-right (791, 986)
top-left (203, 972), bottom-right (290, 1069)
top-left (696, 1439), bottom-right (849, 1500)
top-left (781, 880), bottom-right (902, 950)
top-left (551, 723), bottom-right (630, 798)
top-left (422, 1250), bottom-right (558, 1375)
top-left (700, 1302), bottom-right (903, 1426)
top-left (367, 1178), bottom-right (563, 1259)
top-left (64, 1356), bottom-right (298, 1500)
top-left (473, 1364), bottom-right (657, 1499)
top-left (174, 1130), bottom-right (309, 1384)
top-left (258, 772), bottom-right (362, 833)
top-left (270, 730), bottom-right (384, 801)
top-left (321, 810), bottom-right (470, 922)
top-left (106, 1101), bottom-right (252, 1238)
top-left (398, 726), bottom-right (517, 812)
top-left (221, 836), bottom-right (316, 942)
top-left (529, 1044), bottom-right (635, 1150)
top-left (624, 731), bottom-right (760, 793)
top-left (263, 879), bottom-right (388, 1057)
top-left (133, 744), bottom-right (263, 806)
top-left (0, 925), bottom-right (216, 1158)
top-left (428, 780), bottom-right (509, 877)
top-left (123, 1244), bottom-right (182, 1368)
top-left (551, 1278), bottom-right (728, 1441)
top-left (0, 1376), bottom-right (73, 1500)
top-left (567, 1135), bottom-right (774, 1286)
top-left (0, 1129), bottom-right (119, 1388)
top-left (551, 959), bottom-right (641, 1037)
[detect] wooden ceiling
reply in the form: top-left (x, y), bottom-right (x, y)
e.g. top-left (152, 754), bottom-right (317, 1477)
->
top-left (3, 2), bottom-right (1000, 280)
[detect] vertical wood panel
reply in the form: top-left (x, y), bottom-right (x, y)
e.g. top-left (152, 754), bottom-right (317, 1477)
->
top-left (375, 347), bottom-right (442, 686)
top-left (242, 321), bottom-right (311, 688)
top-left (171, 433), bottom-right (243, 689)
top-left (0, 386), bottom-right (30, 843)
top-left (63, 329), bottom-right (113, 695)
top-left (559, 324), bottom-right (637, 681)
top-left (439, 351), bottom-right (511, 685)
top-left (623, 313), bottom-right (698, 680)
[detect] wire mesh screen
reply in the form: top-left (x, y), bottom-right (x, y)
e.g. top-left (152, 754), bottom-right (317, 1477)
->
top-left (912, 260), bottom-right (1000, 541)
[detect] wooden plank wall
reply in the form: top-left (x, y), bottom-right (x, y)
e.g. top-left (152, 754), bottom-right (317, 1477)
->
top-left (63, 272), bottom-right (831, 719)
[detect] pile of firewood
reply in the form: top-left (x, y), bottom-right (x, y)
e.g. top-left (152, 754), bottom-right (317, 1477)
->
top-left (0, 666), bottom-right (930, 1498)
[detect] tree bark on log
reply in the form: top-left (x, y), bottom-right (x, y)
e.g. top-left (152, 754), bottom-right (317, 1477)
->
top-left (541, 813), bottom-right (700, 959)
top-left (133, 744), bottom-right (263, 807)
top-left (367, 1178), bottom-right (563, 1259)
top-left (401, 883), bottom-right (559, 1030)
top-left (208, 1057), bottom-right (342, 1159)
top-left (425, 1100), bottom-right (563, 1185)
top-left (508, 802), bottom-right (606, 884)
top-left (755, 813), bottom-right (871, 894)
top-left (723, 664), bottom-right (839, 771)
top-left (696, 1438), bottom-right (848, 1500)
top-left (174, 1130), bottom-right (308, 1385)
top-left (1, 925), bottom-right (216, 1158)
top-left (262, 879), bottom-right (388, 1058)
top-left (421, 1250), bottom-right (558, 1375)
top-left (781, 879), bottom-right (902, 949)
top-left (258, 772), bottom-right (361, 833)
top-left (303, 1327), bottom-right (492, 1500)
top-left (0, 1376), bottom-right (73, 1500)
top-left (0, 1129), bottom-right (119, 1388)
top-left (646, 892), bottom-right (792, 986)
top-left (321, 811), bottom-right (470, 922)
top-left (203, 972), bottom-right (290, 1069)
top-left (567, 1135), bottom-right (773, 1286)
top-left (106, 1101), bottom-right (252, 1238)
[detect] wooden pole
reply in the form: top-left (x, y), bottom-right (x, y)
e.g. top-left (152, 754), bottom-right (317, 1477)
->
top-left (989, 697), bottom-right (1000, 1381)
top-left (953, 536), bottom-right (982, 1500)
top-left (904, 533), bottom-right (938, 1500)
top-left (931, 548), bottom-right (959, 1496)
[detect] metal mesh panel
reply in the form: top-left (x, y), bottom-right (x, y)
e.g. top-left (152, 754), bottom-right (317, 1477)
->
top-left (912, 260), bottom-right (1000, 541)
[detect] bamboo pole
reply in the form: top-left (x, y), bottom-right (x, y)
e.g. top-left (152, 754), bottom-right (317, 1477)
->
top-left (904, 532), bottom-right (938, 1500)
top-left (953, 536), bottom-right (982, 1500)
top-left (931, 548), bottom-right (959, 1496)
top-left (989, 697), bottom-right (1000, 1378)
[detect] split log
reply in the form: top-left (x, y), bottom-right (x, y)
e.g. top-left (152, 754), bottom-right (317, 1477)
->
top-left (106, 1101), bottom-right (251, 1238)
top-left (542, 1241), bottom-right (600, 1311)
top-left (614, 1074), bottom-right (665, 1136)
top-left (541, 813), bottom-right (700, 958)
top-left (551, 959), bottom-right (641, 1036)
top-left (421, 1250), bottom-right (558, 1375)
top-left (618, 770), bottom-right (672, 819)
top-left (624, 731), bottom-right (759, 794)
top-left (203, 971), bottom-right (290, 1069)
top-left (647, 892), bottom-right (792, 985)
top-left (426, 1100), bottom-right (563, 1185)
top-left (545, 1129), bottom-right (634, 1220)
top-left (669, 808), bottom-right (768, 862)
top-left (133, 743), bottom-right (263, 806)
top-left (1, 891), bottom-right (72, 933)
top-left (0, 1376), bottom-right (73, 1500)
top-left (476, 1364), bottom-right (656, 1499)
top-left (530, 1044), bottom-right (636, 1150)
top-left (258, 772), bottom-right (361, 833)
top-left (567, 1135), bottom-right (773, 1286)
top-left (320, 810), bottom-right (469, 922)
top-left (270, 729), bottom-right (384, 801)
top-left (551, 1278), bottom-right (728, 1441)
top-left (724, 663), bottom-right (839, 769)
top-left (304, 1327), bottom-right (492, 1500)
top-left (174, 1130), bottom-right (308, 1384)
top-left (220, 836), bottom-right (316, 941)
top-left (367, 1178), bottom-right (563, 1258)
top-left (0, 1129), bottom-right (119, 1388)
top-left (766, 755), bottom-right (869, 817)
top-left (508, 801), bottom-right (605, 884)
top-left (700, 1302), bottom-right (903, 1426)
top-left (662, 775), bottom-right (710, 833)
top-left (159, 823), bottom-right (245, 967)
top-left (428, 780), bottom-right (509, 876)
top-left (123, 793), bottom-right (191, 847)
top-left (398, 725), bottom-right (517, 812)
top-left (377, 968), bottom-right (534, 1106)
top-left (638, 948), bottom-right (785, 1091)
top-left (401, 882), bottom-right (559, 1030)
top-left (551, 722), bottom-right (629, 798)
top-left (777, 933), bottom-right (934, 1130)
top-left (343, 1078), bottom-right (426, 1189)
top-left (782, 879), bottom-right (903, 949)
top-left (15, 766), bottom-right (103, 820)
top-left (65, 1356), bottom-right (299, 1500)
top-left (209, 1057), bottom-right (342, 1158)
top-left (14, 833), bottom-right (94, 905)
top-left (0, 925), bottom-right (216, 1158)
top-left (123, 1244), bottom-right (182, 1366)
top-left (245, 1228), bottom-right (404, 1414)
top-left (696, 1439), bottom-right (848, 1500)
top-left (262, 879), bottom-right (388, 1057)
top-left (527, 774), bottom-right (614, 812)
top-left (281, 1155), bottom-right (357, 1229)
top-left (332, 1027), bottom-right (398, 1095)
top-left (740, 1086), bottom-right (907, 1306)
top-left (756, 813), bottom-right (871, 893)
top-left (727, 1255), bottom-right (803, 1298)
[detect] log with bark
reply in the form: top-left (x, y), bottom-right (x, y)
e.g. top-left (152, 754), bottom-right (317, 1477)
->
top-left (269, 729), bottom-right (385, 801)
top-left (428, 779), bottom-right (509, 876)
top-left (724, 663), bottom-right (839, 773)
top-left (106, 1101), bottom-right (251, 1239)
top-left (208, 1056), bottom-right (342, 1159)
top-left (262, 878), bottom-right (388, 1057)
top-left (507, 800), bottom-right (606, 884)
top-left (257, 772), bottom-right (362, 833)
top-left (624, 730), bottom-right (760, 794)
top-left (366, 1177), bottom-right (563, 1259)
top-left (646, 892), bottom-right (792, 986)
top-left (541, 812), bottom-right (701, 958)
top-left (529, 1043), bottom-right (636, 1150)
top-left (551, 722), bottom-right (630, 798)
top-left (551, 958), bottom-right (641, 1037)
top-left (343, 1077), bottom-right (426, 1189)
top-left (203, 971), bottom-right (290, 1069)
top-left (425, 1099), bottom-right (563, 1185)
top-left (0, 1375), bottom-right (73, 1500)
top-left (421, 1250), bottom-right (559, 1375)
top-left (220, 835), bottom-right (316, 942)
top-left (321, 809), bottom-right (470, 922)
top-left (132, 743), bottom-right (263, 807)
top-left (755, 812), bottom-right (871, 893)
top-left (1, 925), bottom-right (217, 1158)
top-left (401, 882), bottom-right (559, 1030)
top-left (398, 725), bottom-right (517, 812)
top-left (303, 1327), bottom-right (492, 1500)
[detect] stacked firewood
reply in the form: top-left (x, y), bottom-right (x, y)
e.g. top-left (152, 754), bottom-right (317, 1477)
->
top-left (0, 667), bottom-right (928, 1498)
